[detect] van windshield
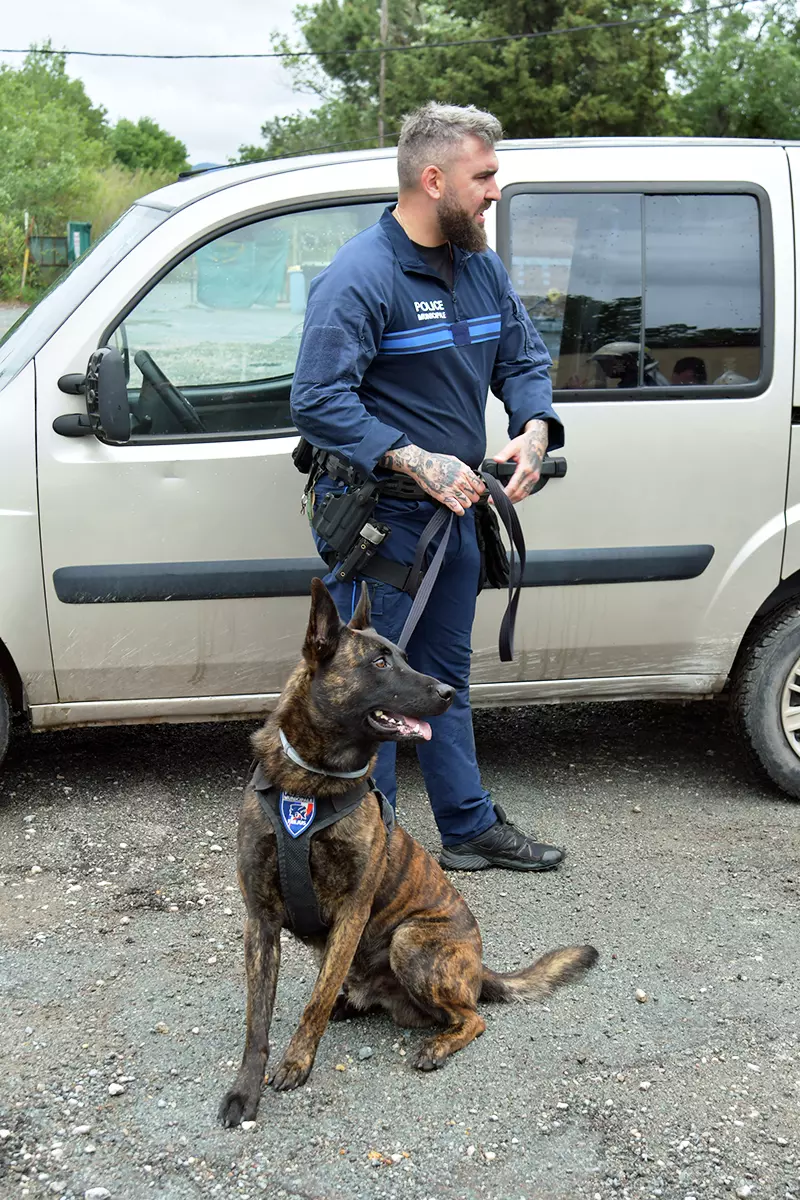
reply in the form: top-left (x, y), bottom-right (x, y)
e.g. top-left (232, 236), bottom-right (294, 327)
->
top-left (0, 203), bottom-right (170, 392)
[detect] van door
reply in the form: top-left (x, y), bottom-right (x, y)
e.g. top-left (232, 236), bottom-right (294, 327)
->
top-left (779, 146), bottom-right (800, 584)
top-left (472, 144), bottom-right (794, 700)
top-left (35, 192), bottom-right (387, 716)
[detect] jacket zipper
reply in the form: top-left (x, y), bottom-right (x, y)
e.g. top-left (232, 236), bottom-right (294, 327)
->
top-left (407, 250), bottom-right (468, 321)
top-left (450, 251), bottom-right (469, 321)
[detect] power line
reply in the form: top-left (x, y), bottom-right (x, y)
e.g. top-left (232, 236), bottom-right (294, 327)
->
top-left (0, 2), bottom-right (755, 62)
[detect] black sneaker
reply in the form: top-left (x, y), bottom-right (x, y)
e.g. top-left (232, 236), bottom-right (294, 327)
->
top-left (439, 805), bottom-right (565, 872)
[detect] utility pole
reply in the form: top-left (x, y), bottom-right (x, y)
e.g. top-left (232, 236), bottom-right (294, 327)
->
top-left (698, 0), bottom-right (709, 51)
top-left (378, 0), bottom-right (389, 147)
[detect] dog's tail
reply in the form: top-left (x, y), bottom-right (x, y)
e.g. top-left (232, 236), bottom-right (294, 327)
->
top-left (480, 945), bottom-right (599, 1003)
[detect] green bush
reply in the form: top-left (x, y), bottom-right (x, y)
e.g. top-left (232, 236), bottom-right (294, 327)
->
top-left (76, 163), bottom-right (178, 238)
top-left (0, 214), bottom-right (26, 299)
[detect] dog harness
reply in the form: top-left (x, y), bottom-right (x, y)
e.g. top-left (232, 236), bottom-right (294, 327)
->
top-left (249, 761), bottom-right (395, 938)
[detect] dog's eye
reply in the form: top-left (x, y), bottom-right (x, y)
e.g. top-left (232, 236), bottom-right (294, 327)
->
top-left (373, 656), bottom-right (389, 669)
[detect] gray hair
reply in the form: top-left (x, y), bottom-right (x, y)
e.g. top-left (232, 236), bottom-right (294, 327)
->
top-left (396, 102), bottom-right (503, 191)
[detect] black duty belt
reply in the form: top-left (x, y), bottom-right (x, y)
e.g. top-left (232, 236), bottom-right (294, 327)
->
top-left (250, 761), bottom-right (394, 938)
top-left (315, 449), bottom-right (429, 501)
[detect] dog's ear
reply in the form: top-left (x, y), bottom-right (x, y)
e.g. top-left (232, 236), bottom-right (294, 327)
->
top-left (348, 581), bottom-right (372, 631)
top-left (303, 578), bottom-right (342, 665)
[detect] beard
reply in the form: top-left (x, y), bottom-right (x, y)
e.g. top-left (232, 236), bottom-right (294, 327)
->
top-left (437, 190), bottom-right (489, 253)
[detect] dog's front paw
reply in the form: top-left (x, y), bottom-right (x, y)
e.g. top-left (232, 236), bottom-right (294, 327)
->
top-left (414, 1045), bottom-right (448, 1072)
top-left (270, 1053), bottom-right (314, 1092)
top-left (218, 1083), bottom-right (262, 1127)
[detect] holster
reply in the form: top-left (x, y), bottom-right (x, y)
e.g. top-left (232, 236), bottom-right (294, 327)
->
top-left (312, 481), bottom-right (381, 552)
top-left (475, 500), bottom-right (510, 592)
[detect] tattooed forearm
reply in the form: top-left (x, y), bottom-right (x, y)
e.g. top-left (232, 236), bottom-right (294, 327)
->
top-left (380, 443), bottom-right (484, 515)
top-left (522, 419), bottom-right (548, 475)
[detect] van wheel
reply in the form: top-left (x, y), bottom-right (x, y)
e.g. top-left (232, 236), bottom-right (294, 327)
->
top-left (0, 674), bottom-right (9, 771)
top-left (731, 601), bottom-right (800, 799)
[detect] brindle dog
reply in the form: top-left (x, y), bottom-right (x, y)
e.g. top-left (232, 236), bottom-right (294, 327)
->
top-left (218, 578), bottom-right (598, 1125)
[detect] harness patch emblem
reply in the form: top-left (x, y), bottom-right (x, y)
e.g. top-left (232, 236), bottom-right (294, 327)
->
top-left (279, 794), bottom-right (316, 838)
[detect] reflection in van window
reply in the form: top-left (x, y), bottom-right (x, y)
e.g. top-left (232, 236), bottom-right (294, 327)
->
top-left (109, 202), bottom-right (385, 438)
top-left (508, 193), bottom-right (643, 390)
top-left (644, 194), bottom-right (761, 386)
top-left (509, 191), bottom-right (762, 393)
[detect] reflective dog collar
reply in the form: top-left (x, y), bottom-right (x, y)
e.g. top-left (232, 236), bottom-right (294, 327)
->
top-left (279, 728), bottom-right (371, 779)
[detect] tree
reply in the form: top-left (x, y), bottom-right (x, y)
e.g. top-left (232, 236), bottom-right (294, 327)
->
top-left (437, 0), bottom-right (684, 138)
top-left (110, 117), bottom-right (188, 174)
top-left (12, 43), bottom-right (109, 140)
top-left (239, 0), bottom-right (424, 159)
top-left (238, 97), bottom-right (372, 161)
top-left (241, 0), bottom-right (684, 160)
top-left (0, 46), bottom-right (185, 297)
top-left (0, 47), bottom-right (111, 229)
top-left (677, 2), bottom-right (800, 138)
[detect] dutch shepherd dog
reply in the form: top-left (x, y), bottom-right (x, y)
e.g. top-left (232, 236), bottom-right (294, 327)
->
top-left (219, 579), bottom-right (598, 1125)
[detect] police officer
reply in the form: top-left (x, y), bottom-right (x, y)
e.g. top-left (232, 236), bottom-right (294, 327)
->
top-left (290, 102), bottom-right (565, 872)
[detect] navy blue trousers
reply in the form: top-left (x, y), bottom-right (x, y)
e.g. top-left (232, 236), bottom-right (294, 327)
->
top-left (317, 495), bottom-right (496, 846)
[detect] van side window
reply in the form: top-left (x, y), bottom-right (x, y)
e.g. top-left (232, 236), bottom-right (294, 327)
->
top-left (644, 195), bottom-right (761, 387)
top-left (108, 202), bottom-right (385, 440)
top-left (507, 191), bottom-right (762, 394)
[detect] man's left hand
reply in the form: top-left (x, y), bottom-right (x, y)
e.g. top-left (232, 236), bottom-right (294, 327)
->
top-left (492, 419), bottom-right (549, 504)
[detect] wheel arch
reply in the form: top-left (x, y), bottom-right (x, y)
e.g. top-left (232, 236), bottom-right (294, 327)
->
top-left (0, 635), bottom-right (26, 713)
top-left (727, 568), bottom-right (800, 685)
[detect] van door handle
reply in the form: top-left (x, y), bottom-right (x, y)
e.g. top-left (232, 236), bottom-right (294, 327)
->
top-left (481, 455), bottom-right (567, 481)
top-left (53, 413), bottom-right (97, 437)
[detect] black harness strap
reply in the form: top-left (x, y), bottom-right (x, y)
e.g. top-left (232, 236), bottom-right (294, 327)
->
top-left (250, 762), bottom-right (394, 938)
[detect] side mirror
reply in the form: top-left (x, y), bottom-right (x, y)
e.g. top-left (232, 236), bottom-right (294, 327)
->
top-left (85, 346), bottom-right (131, 443)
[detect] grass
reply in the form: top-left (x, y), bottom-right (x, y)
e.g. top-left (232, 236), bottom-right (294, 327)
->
top-left (74, 163), bottom-right (178, 238)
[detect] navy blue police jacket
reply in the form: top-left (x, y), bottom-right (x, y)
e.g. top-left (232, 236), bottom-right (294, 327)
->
top-left (290, 206), bottom-right (563, 479)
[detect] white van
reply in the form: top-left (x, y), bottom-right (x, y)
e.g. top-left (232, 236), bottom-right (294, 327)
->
top-left (2, 137), bottom-right (800, 799)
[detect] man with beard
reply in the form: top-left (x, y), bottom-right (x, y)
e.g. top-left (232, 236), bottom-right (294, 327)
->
top-left (290, 102), bottom-right (565, 873)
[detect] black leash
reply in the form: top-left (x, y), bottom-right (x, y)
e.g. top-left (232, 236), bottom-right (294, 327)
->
top-left (396, 467), bottom-right (526, 662)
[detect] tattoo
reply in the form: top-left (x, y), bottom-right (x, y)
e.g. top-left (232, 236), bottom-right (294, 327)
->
top-left (380, 443), bottom-right (482, 505)
top-left (521, 420), bottom-right (548, 493)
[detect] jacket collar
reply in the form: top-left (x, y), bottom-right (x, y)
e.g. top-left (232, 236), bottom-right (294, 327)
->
top-left (380, 204), bottom-right (472, 280)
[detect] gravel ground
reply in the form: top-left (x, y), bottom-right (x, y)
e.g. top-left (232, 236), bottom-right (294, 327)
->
top-left (1, 699), bottom-right (799, 1200)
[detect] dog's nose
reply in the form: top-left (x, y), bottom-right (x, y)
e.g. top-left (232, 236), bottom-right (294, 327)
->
top-left (436, 684), bottom-right (455, 705)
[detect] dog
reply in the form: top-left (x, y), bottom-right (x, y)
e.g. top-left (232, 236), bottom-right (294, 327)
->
top-left (218, 578), bottom-right (598, 1126)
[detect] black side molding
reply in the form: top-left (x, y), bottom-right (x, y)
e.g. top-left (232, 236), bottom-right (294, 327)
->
top-left (53, 545), bottom-right (714, 605)
top-left (520, 544), bottom-right (714, 588)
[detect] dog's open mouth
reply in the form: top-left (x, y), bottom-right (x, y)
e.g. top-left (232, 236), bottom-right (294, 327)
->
top-left (368, 709), bottom-right (433, 741)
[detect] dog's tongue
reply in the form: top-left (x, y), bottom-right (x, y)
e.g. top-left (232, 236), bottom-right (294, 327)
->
top-left (393, 713), bottom-right (432, 741)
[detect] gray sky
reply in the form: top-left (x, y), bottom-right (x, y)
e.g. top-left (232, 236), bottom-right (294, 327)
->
top-left (0, 0), bottom-right (317, 164)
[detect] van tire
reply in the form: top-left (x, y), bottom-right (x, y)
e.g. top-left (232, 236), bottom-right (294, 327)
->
top-left (731, 601), bottom-right (800, 800)
top-left (0, 674), bottom-right (9, 771)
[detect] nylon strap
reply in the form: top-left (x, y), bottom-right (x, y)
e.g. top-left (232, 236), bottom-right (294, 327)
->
top-left (481, 472), bottom-right (526, 662)
top-left (396, 468), bottom-right (526, 661)
top-left (395, 508), bottom-right (454, 651)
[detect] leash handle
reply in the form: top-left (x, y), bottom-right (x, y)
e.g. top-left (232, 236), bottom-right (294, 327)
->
top-left (481, 471), bottom-right (526, 662)
top-left (395, 466), bottom-right (526, 661)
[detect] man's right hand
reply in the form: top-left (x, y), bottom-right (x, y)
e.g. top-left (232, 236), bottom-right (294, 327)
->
top-left (380, 444), bottom-right (485, 516)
